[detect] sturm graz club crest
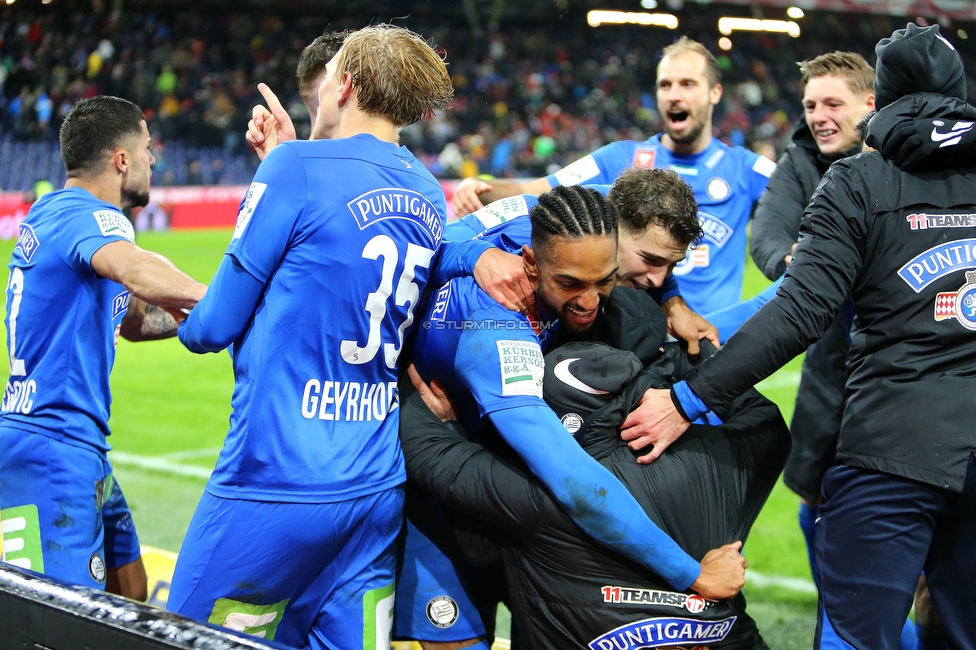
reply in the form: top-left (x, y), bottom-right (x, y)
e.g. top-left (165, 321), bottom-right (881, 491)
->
top-left (425, 596), bottom-right (459, 628)
top-left (934, 270), bottom-right (976, 331)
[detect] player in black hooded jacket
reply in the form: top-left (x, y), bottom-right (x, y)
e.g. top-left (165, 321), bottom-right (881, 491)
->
top-left (399, 287), bottom-right (789, 650)
top-left (748, 52), bottom-right (875, 555)
top-left (635, 24), bottom-right (976, 650)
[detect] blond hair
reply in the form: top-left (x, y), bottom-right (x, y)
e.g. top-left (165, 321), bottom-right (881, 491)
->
top-left (334, 25), bottom-right (454, 128)
top-left (660, 36), bottom-right (722, 87)
top-left (798, 51), bottom-right (875, 95)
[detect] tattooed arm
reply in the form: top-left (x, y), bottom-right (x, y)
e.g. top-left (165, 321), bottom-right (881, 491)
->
top-left (120, 297), bottom-right (183, 341)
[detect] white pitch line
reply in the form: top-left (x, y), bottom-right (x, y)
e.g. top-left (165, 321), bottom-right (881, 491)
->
top-left (109, 450), bottom-right (212, 479)
top-left (112, 451), bottom-right (820, 596)
top-left (157, 447), bottom-right (223, 461)
top-left (746, 569), bottom-right (817, 594)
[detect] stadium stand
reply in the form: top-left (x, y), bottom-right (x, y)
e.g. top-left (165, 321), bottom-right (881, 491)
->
top-left (0, 561), bottom-right (290, 649)
top-left (1, 2), bottom-right (974, 190)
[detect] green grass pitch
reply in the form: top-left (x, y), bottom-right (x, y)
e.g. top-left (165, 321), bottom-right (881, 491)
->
top-left (0, 229), bottom-right (816, 645)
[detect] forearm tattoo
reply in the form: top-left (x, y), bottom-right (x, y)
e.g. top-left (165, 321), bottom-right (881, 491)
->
top-left (140, 303), bottom-right (179, 340)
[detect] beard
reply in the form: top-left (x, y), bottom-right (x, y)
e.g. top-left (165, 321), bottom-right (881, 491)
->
top-left (663, 114), bottom-right (707, 146)
top-left (121, 185), bottom-right (150, 209)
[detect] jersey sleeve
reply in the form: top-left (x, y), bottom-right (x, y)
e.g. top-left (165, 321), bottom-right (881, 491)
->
top-left (746, 151), bottom-right (776, 203)
top-left (399, 389), bottom-right (547, 538)
top-left (225, 143), bottom-right (308, 283)
top-left (454, 309), bottom-right (547, 417)
top-left (650, 274), bottom-right (682, 304)
top-left (546, 143), bottom-right (624, 187)
top-left (454, 305), bottom-right (701, 588)
top-left (489, 404), bottom-right (701, 589)
top-left (57, 204), bottom-right (136, 272)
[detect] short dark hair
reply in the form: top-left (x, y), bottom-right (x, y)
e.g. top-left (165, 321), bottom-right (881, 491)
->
top-left (530, 185), bottom-right (618, 262)
top-left (297, 30), bottom-right (349, 101)
top-left (608, 168), bottom-right (702, 248)
top-left (59, 96), bottom-right (144, 178)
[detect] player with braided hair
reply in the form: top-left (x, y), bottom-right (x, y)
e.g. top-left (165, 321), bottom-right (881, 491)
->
top-left (395, 185), bottom-right (748, 648)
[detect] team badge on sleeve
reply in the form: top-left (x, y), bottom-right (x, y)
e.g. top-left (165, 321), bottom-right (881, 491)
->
top-left (497, 340), bottom-right (544, 397)
top-left (553, 155), bottom-right (601, 187)
top-left (233, 182), bottom-right (267, 240)
top-left (92, 210), bottom-right (135, 242)
top-left (471, 196), bottom-right (529, 231)
top-left (934, 270), bottom-right (976, 330)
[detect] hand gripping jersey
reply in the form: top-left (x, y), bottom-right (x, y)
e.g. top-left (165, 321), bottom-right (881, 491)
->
top-left (1, 187), bottom-right (136, 450)
top-left (412, 277), bottom-right (700, 590)
top-left (207, 135), bottom-right (445, 502)
top-left (545, 135), bottom-right (774, 313)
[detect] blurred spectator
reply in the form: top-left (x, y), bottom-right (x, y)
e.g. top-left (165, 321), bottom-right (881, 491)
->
top-left (0, 3), bottom-right (973, 187)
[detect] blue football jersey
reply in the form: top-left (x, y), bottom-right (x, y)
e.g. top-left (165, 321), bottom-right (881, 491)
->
top-left (441, 188), bottom-right (681, 303)
top-left (0, 188), bottom-right (135, 452)
top-left (414, 275), bottom-right (554, 435)
top-left (412, 275), bottom-right (701, 587)
top-left (545, 135), bottom-right (775, 313)
top-left (206, 134), bottom-right (445, 502)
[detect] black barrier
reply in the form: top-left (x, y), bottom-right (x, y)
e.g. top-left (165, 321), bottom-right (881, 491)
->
top-left (0, 562), bottom-right (292, 649)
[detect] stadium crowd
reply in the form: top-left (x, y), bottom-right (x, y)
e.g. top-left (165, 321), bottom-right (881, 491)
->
top-left (1, 3), bottom-right (975, 188)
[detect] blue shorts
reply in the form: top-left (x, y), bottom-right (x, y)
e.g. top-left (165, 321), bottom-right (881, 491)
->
top-left (395, 492), bottom-right (489, 642)
top-left (168, 485), bottom-right (404, 650)
top-left (0, 427), bottom-right (141, 588)
top-left (815, 459), bottom-right (976, 650)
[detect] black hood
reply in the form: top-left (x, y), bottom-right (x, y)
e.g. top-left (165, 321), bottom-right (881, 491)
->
top-left (541, 287), bottom-right (718, 460)
top-left (865, 92), bottom-right (976, 171)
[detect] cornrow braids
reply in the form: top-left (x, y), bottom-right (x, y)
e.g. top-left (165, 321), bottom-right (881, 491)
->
top-left (530, 185), bottom-right (618, 261)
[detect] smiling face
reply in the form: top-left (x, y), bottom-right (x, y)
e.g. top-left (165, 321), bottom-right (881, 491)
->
top-left (526, 234), bottom-right (618, 333)
top-left (615, 223), bottom-right (689, 291)
top-left (803, 73), bottom-right (875, 157)
top-left (656, 51), bottom-right (722, 154)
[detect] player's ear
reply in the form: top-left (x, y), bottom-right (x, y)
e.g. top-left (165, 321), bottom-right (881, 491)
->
top-left (709, 82), bottom-right (723, 106)
top-left (337, 71), bottom-right (355, 105)
top-left (522, 245), bottom-right (540, 285)
top-left (113, 148), bottom-right (128, 175)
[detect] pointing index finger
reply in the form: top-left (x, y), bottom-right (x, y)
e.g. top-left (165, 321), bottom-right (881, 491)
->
top-left (257, 83), bottom-right (286, 118)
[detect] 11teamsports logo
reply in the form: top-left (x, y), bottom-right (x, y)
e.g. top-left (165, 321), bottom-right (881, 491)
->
top-left (934, 270), bottom-right (976, 331)
top-left (601, 586), bottom-right (714, 613)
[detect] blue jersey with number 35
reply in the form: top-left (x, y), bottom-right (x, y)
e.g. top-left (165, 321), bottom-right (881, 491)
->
top-left (209, 135), bottom-right (445, 502)
top-left (1, 187), bottom-right (135, 452)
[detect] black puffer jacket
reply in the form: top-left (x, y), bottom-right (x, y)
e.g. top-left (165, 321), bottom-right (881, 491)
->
top-left (688, 92), bottom-right (976, 492)
top-left (400, 289), bottom-right (789, 650)
top-left (750, 119), bottom-right (861, 281)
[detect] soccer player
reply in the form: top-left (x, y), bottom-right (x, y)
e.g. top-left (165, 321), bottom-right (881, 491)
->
top-left (632, 24), bottom-right (976, 649)
top-left (401, 185), bottom-right (749, 648)
top-left (450, 37), bottom-right (775, 316)
top-left (443, 168), bottom-right (775, 350)
top-left (166, 25), bottom-right (453, 650)
top-left (245, 30), bottom-right (349, 159)
top-left (0, 96), bottom-right (206, 599)
top-left (401, 287), bottom-right (789, 649)
top-left (743, 51), bottom-right (936, 649)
